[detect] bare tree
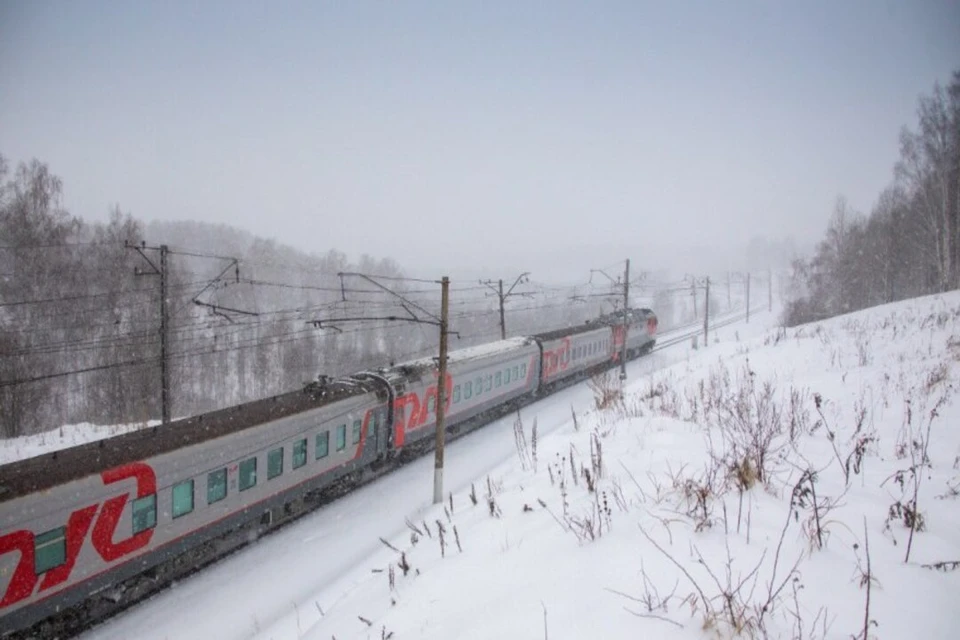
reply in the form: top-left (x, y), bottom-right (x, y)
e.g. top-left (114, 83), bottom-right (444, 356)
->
top-left (896, 75), bottom-right (960, 292)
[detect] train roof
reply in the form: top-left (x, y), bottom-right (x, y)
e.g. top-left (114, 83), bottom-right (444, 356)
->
top-left (532, 308), bottom-right (656, 342)
top-left (385, 336), bottom-right (536, 376)
top-left (0, 377), bottom-right (380, 504)
top-left (533, 322), bottom-right (611, 342)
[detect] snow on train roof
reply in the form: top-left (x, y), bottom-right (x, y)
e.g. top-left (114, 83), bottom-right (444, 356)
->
top-left (390, 336), bottom-right (535, 373)
top-left (0, 377), bottom-right (380, 503)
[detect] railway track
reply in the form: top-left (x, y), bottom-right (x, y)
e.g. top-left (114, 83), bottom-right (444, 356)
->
top-left (651, 305), bottom-right (768, 352)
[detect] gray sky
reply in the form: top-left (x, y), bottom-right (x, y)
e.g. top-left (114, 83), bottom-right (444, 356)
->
top-left (2, 1), bottom-right (958, 280)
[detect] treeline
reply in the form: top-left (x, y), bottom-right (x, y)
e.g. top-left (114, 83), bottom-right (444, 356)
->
top-left (0, 158), bottom-right (608, 437)
top-left (785, 70), bottom-right (960, 325)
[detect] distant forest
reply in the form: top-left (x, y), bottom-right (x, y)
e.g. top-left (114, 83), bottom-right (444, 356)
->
top-left (2, 164), bottom-right (697, 437)
top-left (785, 70), bottom-right (960, 324)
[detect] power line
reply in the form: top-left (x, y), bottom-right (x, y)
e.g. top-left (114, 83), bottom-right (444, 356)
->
top-left (0, 241), bottom-right (125, 251)
top-left (0, 278), bottom-right (213, 308)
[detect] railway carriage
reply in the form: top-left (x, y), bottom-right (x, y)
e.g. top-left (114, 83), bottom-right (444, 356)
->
top-left (535, 324), bottom-right (616, 386)
top-left (0, 377), bottom-right (390, 635)
top-left (381, 337), bottom-right (541, 450)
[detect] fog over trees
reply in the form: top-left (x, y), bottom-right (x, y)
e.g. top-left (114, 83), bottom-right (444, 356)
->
top-left (785, 70), bottom-right (960, 325)
top-left (3, 169), bottom-right (663, 436)
top-left (10, 62), bottom-right (950, 440)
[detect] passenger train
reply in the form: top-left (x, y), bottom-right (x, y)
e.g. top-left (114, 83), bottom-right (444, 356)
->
top-left (0, 308), bottom-right (657, 638)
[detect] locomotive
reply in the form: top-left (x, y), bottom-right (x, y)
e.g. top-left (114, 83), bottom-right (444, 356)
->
top-left (0, 308), bottom-right (657, 637)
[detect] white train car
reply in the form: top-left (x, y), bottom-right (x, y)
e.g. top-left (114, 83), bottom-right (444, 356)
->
top-left (380, 337), bottom-right (541, 450)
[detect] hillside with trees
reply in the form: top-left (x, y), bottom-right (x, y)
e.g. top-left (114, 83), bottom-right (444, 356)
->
top-left (785, 70), bottom-right (960, 324)
top-left (0, 162), bottom-right (612, 436)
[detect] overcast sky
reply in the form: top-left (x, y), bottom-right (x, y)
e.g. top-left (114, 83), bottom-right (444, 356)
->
top-left (2, 1), bottom-right (958, 279)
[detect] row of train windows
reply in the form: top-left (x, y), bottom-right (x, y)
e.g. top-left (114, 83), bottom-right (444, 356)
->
top-left (450, 362), bottom-right (527, 405)
top-left (31, 415), bottom-right (378, 575)
top-left (573, 340), bottom-right (608, 360)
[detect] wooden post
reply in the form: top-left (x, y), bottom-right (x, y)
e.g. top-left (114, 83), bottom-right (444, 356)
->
top-left (704, 277), bottom-right (710, 346)
top-left (691, 279), bottom-right (698, 319)
top-left (159, 245), bottom-right (169, 424)
top-left (498, 279), bottom-right (506, 340)
top-left (433, 276), bottom-right (450, 505)
top-left (619, 259), bottom-right (629, 380)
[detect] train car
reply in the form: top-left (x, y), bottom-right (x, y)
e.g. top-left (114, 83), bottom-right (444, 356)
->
top-left (534, 324), bottom-right (615, 387)
top-left (379, 337), bottom-right (541, 452)
top-left (0, 377), bottom-right (391, 636)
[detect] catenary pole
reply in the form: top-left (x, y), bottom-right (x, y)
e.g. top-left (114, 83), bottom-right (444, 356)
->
top-left (129, 241), bottom-right (171, 425)
top-left (433, 276), bottom-right (450, 504)
top-left (159, 245), bottom-right (169, 425)
top-left (498, 279), bottom-right (506, 340)
top-left (704, 277), bottom-right (710, 346)
top-left (619, 259), bottom-right (629, 381)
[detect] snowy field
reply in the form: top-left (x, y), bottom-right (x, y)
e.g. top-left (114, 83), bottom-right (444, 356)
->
top-left (265, 292), bottom-right (956, 640)
top-left (21, 294), bottom-right (960, 640)
top-left (257, 293), bottom-right (958, 640)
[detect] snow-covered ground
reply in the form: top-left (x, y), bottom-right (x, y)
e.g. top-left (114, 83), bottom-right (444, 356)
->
top-left (37, 293), bottom-right (960, 640)
top-left (269, 292), bottom-right (955, 640)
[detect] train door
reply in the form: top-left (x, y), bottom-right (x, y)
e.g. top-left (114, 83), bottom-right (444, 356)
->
top-left (369, 406), bottom-right (390, 457)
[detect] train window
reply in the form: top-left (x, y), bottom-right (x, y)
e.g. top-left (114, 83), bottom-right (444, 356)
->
top-left (427, 395), bottom-right (436, 414)
top-left (352, 419), bottom-right (362, 444)
top-left (520, 363), bottom-right (527, 378)
top-left (132, 494), bottom-right (157, 534)
top-left (504, 368), bottom-right (511, 384)
top-left (337, 424), bottom-right (347, 450)
top-left (293, 439), bottom-right (307, 469)
top-left (513, 365), bottom-right (520, 380)
top-left (474, 377), bottom-right (482, 396)
top-left (485, 375), bottom-right (492, 392)
top-left (495, 371), bottom-right (502, 387)
top-left (268, 448), bottom-right (284, 480)
top-left (464, 381), bottom-right (473, 399)
top-left (34, 527), bottom-right (66, 574)
top-left (316, 432), bottom-right (330, 459)
top-left (453, 385), bottom-right (461, 403)
top-left (172, 480), bottom-right (194, 519)
top-left (239, 457), bottom-right (257, 492)
top-left (207, 469), bottom-right (227, 503)
top-left (368, 413), bottom-right (377, 437)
